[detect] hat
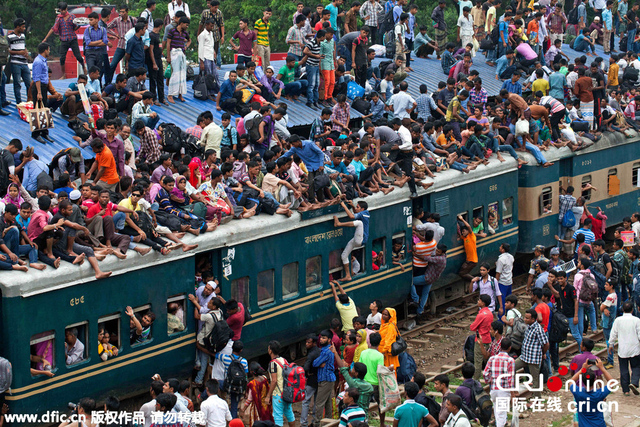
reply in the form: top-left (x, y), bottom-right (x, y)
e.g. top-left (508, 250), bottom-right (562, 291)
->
top-left (594, 16), bottom-right (600, 21)
top-left (207, 280), bottom-right (218, 290)
top-left (266, 65), bottom-right (276, 73)
top-left (69, 147), bottom-right (82, 163)
top-left (69, 190), bottom-right (82, 201)
top-left (533, 245), bottom-right (545, 253)
top-left (550, 247), bottom-right (560, 255)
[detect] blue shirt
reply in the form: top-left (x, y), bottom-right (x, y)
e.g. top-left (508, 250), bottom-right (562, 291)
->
top-left (219, 79), bottom-right (237, 102)
top-left (312, 344), bottom-right (337, 382)
top-left (355, 210), bottom-right (370, 244)
top-left (501, 79), bottom-right (522, 95)
top-left (86, 78), bottom-right (101, 95)
top-left (327, 3), bottom-right (339, 31)
top-left (496, 55), bottom-right (511, 78)
top-left (570, 385), bottom-right (611, 427)
top-left (393, 5), bottom-right (403, 23)
top-left (534, 271), bottom-right (549, 289)
top-left (283, 140), bottom-right (325, 172)
top-left (32, 54), bottom-right (49, 84)
top-left (83, 25), bottom-right (108, 50)
top-left (370, 98), bottom-right (385, 122)
top-left (405, 12), bottom-right (416, 39)
top-left (602, 8), bottom-right (613, 29)
top-left (221, 124), bottom-right (238, 148)
top-left (126, 35), bottom-right (146, 70)
top-left (499, 20), bottom-right (509, 43)
top-left (549, 72), bottom-right (566, 99)
top-left (23, 159), bottom-right (48, 192)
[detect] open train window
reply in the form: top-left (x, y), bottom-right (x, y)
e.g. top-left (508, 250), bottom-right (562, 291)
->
top-left (64, 322), bottom-right (88, 366)
top-left (130, 305), bottom-right (153, 347)
top-left (502, 197), bottom-right (513, 226)
top-left (488, 202), bottom-right (499, 234)
top-left (30, 331), bottom-right (55, 376)
top-left (329, 249), bottom-right (344, 280)
top-left (98, 313), bottom-right (121, 360)
top-left (167, 295), bottom-right (187, 335)
top-left (608, 169), bottom-right (620, 196)
top-left (305, 256), bottom-right (322, 291)
top-left (582, 175), bottom-right (592, 200)
top-left (472, 206), bottom-right (484, 235)
top-left (282, 262), bottom-right (299, 299)
top-left (373, 237), bottom-right (386, 269)
top-left (633, 162), bottom-right (640, 187)
top-left (352, 247), bottom-right (365, 276)
top-left (257, 270), bottom-right (275, 306)
top-left (539, 187), bottom-right (553, 216)
top-left (392, 233), bottom-right (406, 264)
top-left (231, 277), bottom-right (250, 310)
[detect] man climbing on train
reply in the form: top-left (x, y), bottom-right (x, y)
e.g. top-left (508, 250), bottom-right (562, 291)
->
top-left (334, 200), bottom-right (370, 282)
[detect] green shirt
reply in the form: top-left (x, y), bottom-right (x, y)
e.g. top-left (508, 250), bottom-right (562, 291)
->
top-left (340, 367), bottom-right (374, 416)
top-left (254, 18), bottom-right (270, 46)
top-left (359, 348), bottom-right (384, 385)
top-left (320, 39), bottom-right (335, 70)
top-left (278, 62), bottom-right (299, 85)
top-left (394, 400), bottom-right (430, 427)
top-left (472, 222), bottom-right (484, 234)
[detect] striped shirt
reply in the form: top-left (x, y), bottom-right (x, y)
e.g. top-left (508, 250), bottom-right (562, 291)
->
top-left (305, 38), bottom-right (321, 67)
top-left (483, 351), bottom-right (515, 391)
top-left (214, 353), bottom-right (249, 377)
top-left (7, 33), bottom-right (27, 65)
top-left (360, 0), bottom-right (383, 27)
top-left (107, 16), bottom-right (137, 49)
top-left (201, 9), bottom-right (224, 41)
top-left (254, 18), bottom-right (270, 46)
top-left (572, 228), bottom-right (595, 245)
top-left (167, 27), bottom-right (188, 51)
top-left (286, 25), bottom-right (304, 56)
top-left (339, 405), bottom-right (366, 427)
top-left (412, 240), bottom-right (436, 268)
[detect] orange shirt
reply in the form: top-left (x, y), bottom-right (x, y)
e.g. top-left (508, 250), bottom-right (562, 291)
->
top-left (527, 19), bottom-right (539, 43)
top-left (535, 302), bottom-right (550, 332)
top-left (96, 146), bottom-right (120, 185)
top-left (463, 232), bottom-right (478, 263)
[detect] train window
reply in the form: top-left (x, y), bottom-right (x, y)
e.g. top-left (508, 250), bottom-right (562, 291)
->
top-left (582, 175), bottom-right (592, 200)
top-left (457, 211), bottom-right (469, 223)
top-left (329, 249), bottom-right (344, 280)
top-left (502, 197), bottom-right (513, 226)
top-left (373, 237), bottom-right (386, 268)
top-left (167, 295), bottom-right (187, 335)
top-left (305, 256), bottom-right (322, 291)
top-left (231, 277), bottom-right (250, 310)
top-left (608, 169), bottom-right (620, 196)
top-left (282, 262), bottom-right (299, 299)
top-left (257, 270), bottom-right (275, 306)
top-left (98, 313), bottom-right (121, 360)
top-left (488, 202), bottom-right (499, 233)
top-left (130, 305), bottom-right (153, 346)
top-left (30, 331), bottom-right (55, 376)
top-left (633, 162), bottom-right (640, 187)
top-left (392, 233), bottom-right (406, 264)
top-left (352, 247), bottom-right (365, 276)
top-left (64, 322), bottom-right (88, 366)
top-left (472, 207), bottom-right (484, 235)
top-left (539, 187), bottom-right (553, 216)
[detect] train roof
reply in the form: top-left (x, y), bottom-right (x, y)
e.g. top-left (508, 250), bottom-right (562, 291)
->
top-left (0, 157), bottom-right (518, 298)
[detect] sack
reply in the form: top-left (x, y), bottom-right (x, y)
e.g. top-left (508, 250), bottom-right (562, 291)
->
top-left (17, 101), bottom-right (34, 122)
top-left (347, 81), bottom-right (365, 100)
top-left (377, 364), bottom-right (401, 412)
top-left (508, 315), bottom-right (527, 350)
top-left (384, 29), bottom-right (396, 59)
top-left (549, 308), bottom-right (570, 342)
top-left (259, 193), bottom-right (278, 215)
top-left (244, 114), bottom-right (263, 143)
top-left (0, 357), bottom-right (12, 394)
top-left (241, 89), bottom-right (256, 103)
top-left (561, 209), bottom-right (576, 228)
top-left (251, 94), bottom-right (269, 106)
top-left (224, 355), bottom-right (248, 395)
top-left (352, 96), bottom-right (371, 115)
top-left (160, 123), bottom-right (184, 153)
top-left (28, 101), bottom-right (54, 132)
top-left (391, 326), bottom-right (406, 356)
top-left (204, 312), bottom-right (234, 354)
top-left (579, 273), bottom-right (599, 302)
top-left (515, 119), bottom-right (529, 136)
top-left (0, 35), bottom-right (8, 66)
top-left (313, 173), bottom-right (331, 189)
top-left (397, 351), bottom-right (417, 384)
top-left (193, 74), bottom-right (208, 100)
top-left (464, 334), bottom-right (475, 363)
top-left (274, 359), bottom-right (306, 403)
top-left (567, 6), bottom-right (579, 25)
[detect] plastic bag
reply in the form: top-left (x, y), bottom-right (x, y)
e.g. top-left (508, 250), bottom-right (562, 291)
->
top-left (515, 119), bottom-right (529, 136)
top-left (164, 65), bottom-right (172, 79)
top-left (377, 365), bottom-right (401, 413)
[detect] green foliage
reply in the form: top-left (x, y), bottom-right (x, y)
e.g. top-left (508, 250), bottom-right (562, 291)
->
top-left (0, 0), bottom-right (60, 53)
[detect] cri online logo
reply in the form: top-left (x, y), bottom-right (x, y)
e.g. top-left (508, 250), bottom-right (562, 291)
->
top-left (547, 363), bottom-right (594, 392)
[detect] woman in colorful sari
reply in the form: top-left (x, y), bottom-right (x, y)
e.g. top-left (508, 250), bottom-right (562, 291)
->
top-left (240, 361), bottom-right (273, 425)
top-left (378, 307), bottom-right (399, 371)
top-left (31, 334), bottom-right (54, 377)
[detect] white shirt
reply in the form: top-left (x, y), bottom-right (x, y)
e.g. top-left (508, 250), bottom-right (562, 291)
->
top-left (201, 394), bottom-right (232, 427)
top-left (633, 221), bottom-right (640, 238)
top-left (397, 125), bottom-right (412, 150)
top-left (140, 399), bottom-right (156, 427)
top-left (367, 312), bottom-right (382, 326)
top-left (443, 410), bottom-right (472, 427)
top-left (168, 0), bottom-right (191, 19)
top-left (496, 252), bottom-right (515, 286)
top-left (198, 29), bottom-right (215, 62)
top-left (66, 339), bottom-right (85, 365)
top-left (457, 14), bottom-right (474, 36)
top-left (210, 339), bottom-right (233, 381)
top-left (590, 0), bottom-right (607, 9)
top-left (609, 313), bottom-right (640, 358)
top-left (416, 221), bottom-right (445, 243)
top-left (389, 91), bottom-right (416, 119)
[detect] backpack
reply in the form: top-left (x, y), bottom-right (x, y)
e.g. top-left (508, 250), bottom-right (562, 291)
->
top-left (378, 60), bottom-right (393, 77)
top-left (588, 265), bottom-right (607, 291)
top-left (464, 334), bottom-right (475, 363)
top-left (624, 66), bottom-right (639, 83)
top-left (380, 9), bottom-right (395, 34)
top-left (193, 74), bottom-right (208, 100)
top-left (616, 250), bottom-right (632, 286)
top-left (384, 29), bottom-right (396, 59)
top-left (490, 25), bottom-right (500, 45)
top-left (0, 357), bottom-right (12, 394)
top-left (244, 114), bottom-right (264, 143)
top-left (567, 6), bottom-right (579, 25)
top-left (579, 273), bottom-right (599, 302)
top-left (422, 395), bottom-right (441, 420)
top-left (352, 97), bottom-right (371, 115)
top-left (561, 210), bottom-right (576, 228)
top-left (620, 35), bottom-right (628, 53)
top-left (274, 358), bottom-right (306, 403)
top-left (0, 35), bottom-right (8, 66)
top-left (549, 308), bottom-right (570, 343)
top-left (469, 381), bottom-right (493, 427)
top-left (397, 351), bottom-right (417, 384)
top-left (204, 312), bottom-right (234, 354)
top-left (224, 355), bottom-right (248, 395)
top-left (508, 314), bottom-right (527, 351)
top-left (160, 123), bottom-right (185, 153)
top-left (49, 148), bottom-right (73, 176)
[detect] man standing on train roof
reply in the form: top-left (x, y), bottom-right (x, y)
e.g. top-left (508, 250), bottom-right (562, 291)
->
top-left (334, 200), bottom-right (370, 282)
top-left (330, 280), bottom-right (359, 331)
top-left (527, 245), bottom-right (549, 291)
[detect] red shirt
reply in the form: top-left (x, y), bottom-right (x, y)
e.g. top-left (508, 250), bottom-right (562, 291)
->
top-left (588, 214), bottom-right (604, 240)
top-left (226, 303), bottom-right (245, 340)
top-left (535, 302), bottom-right (550, 332)
top-left (470, 307), bottom-right (493, 344)
top-left (87, 201), bottom-right (116, 218)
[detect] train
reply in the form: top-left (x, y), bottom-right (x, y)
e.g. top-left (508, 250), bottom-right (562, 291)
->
top-left (1, 132), bottom-right (639, 417)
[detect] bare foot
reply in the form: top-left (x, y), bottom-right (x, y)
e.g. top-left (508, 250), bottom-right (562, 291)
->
top-left (167, 96), bottom-right (175, 104)
top-left (96, 271), bottom-right (112, 279)
top-left (73, 253), bottom-right (86, 265)
top-left (183, 244), bottom-right (198, 252)
top-left (180, 224), bottom-right (190, 232)
top-left (168, 243), bottom-right (184, 250)
top-left (188, 228), bottom-right (201, 236)
top-left (517, 158), bottom-right (528, 165)
top-left (421, 182), bottom-right (434, 190)
top-left (95, 253), bottom-right (106, 262)
top-left (30, 263), bottom-right (47, 271)
top-left (207, 222), bottom-right (217, 232)
top-left (334, 215), bottom-right (339, 227)
top-left (46, 252), bottom-right (55, 260)
top-left (280, 202), bottom-right (291, 209)
top-left (381, 187), bottom-right (394, 195)
top-left (113, 250), bottom-right (127, 260)
top-left (13, 265), bottom-right (28, 272)
top-left (136, 247), bottom-right (152, 256)
top-left (338, 275), bottom-right (352, 282)
top-left (54, 257), bottom-right (61, 268)
top-left (175, 232), bottom-right (186, 239)
top-left (468, 164), bottom-right (478, 170)
top-left (542, 162), bottom-right (554, 168)
top-left (497, 155), bottom-right (506, 162)
top-left (242, 209), bottom-right (256, 218)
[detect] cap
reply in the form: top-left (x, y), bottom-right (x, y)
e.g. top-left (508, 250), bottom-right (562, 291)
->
top-left (372, 250), bottom-right (378, 258)
top-left (533, 245), bottom-right (545, 253)
top-left (207, 280), bottom-right (218, 290)
top-left (594, 16), bottom-right (600, 20)
top-left (69, 147), bottom-right (82, 163)
top-left (69, 190), bottom-right (82, 201)
top-left (550, 247), bottom-right (560, 255)
top-left (229, 420), bottom-right (244, 427)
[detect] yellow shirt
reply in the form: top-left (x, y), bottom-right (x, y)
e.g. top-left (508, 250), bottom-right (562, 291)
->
top-left (608, 63), bottom-right (619, 86)
top-left (118, 198), bottom-right (143, 216)
top-left (532, 78), bottom-right (550, 96)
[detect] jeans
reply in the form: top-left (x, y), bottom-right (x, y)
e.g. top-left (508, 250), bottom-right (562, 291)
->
top-left (0, 66), bottom-right (6, 105)
top-left (338, 44), bottom-right (352, 70)
top-left (237, 54), bottom-right (252, 67)
top-left (410, 277), bottom-right (432, 315)
top-left (284, 80), bottom-right (308, 97)
top-left (113, 212), bottom-right (126, 230)
top-left (306, 65), bottom-right (320, 104)
top-left (300, 385), bottom-right (316, 427)
top-left (264, 192), bottom-right (280, 208)
top-left (629, 28), bottom-right (637, 53)
top-left (525, 141), bottom-right (547, 165)
top-left (4, 227), bottom-right (38, 264)
top-left (486, 46), bottom-right (497, 63)
top-left (498, 283), bottom-right (511, 316)
top-left (107, 48), bottom-right (126, 84)
top-left (489, 137), bottom-right (519, 160)
top-left (550, 341), bottom-right (560, 371)
top-left (230, 392), bottom-right (240, 418)
top-left (567, 316), bottom-right (582, 348)
top-left (578, 301), bottom-right (598, 339)
top-left (604, 327), bottom-right (614, 365)
top-left (140, 115), bottom-right (160, 129)
top-left (619, 354), bottom-right (640, 393)
top-left (574, 39), bottom-right (596, 53)
top-left (11, 63), bottom-right (31, 104)
top-left (194, 349), bottom-right (209, 384)
top-left (84, 49), bottom-right (104, 71)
